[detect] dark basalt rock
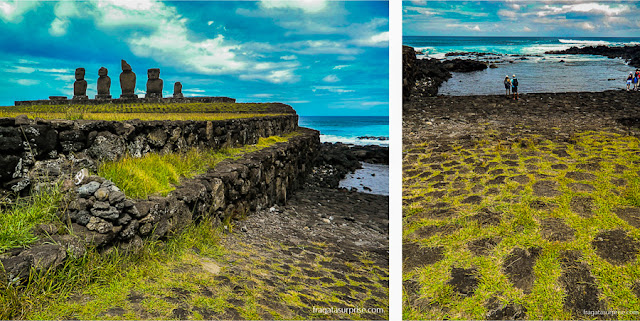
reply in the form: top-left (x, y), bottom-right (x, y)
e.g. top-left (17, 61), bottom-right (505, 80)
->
top-left (403, 45), bottom-right (488, 101)
top-left (546, 44), bottom-right (640, 68)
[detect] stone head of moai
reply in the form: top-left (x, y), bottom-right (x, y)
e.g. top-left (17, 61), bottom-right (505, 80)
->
top-left (73, 68), bottom-right (88, 99)
top-left (146, 68), bottom-right (163, 98)
top-left (147, 68), bottom-right (160, 80)
top-left (121, 59), bottom-right (133, 72)
top-left (75, 68), bottom-right (85, 81)
top-left (119, 60), bottom-right (137, 99)
top-left (173, 82), bottom-right (183, 98)
top-left (98, 67), bottom-right (108, 77)
top-left (96, 67), bottom-right (111, 99)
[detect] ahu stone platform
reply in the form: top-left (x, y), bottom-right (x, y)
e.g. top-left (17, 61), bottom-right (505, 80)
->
top-left (15, 96), bottom-right (236, 106)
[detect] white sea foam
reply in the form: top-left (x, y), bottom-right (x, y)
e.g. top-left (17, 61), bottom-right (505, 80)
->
top-left (320, 134), bottom-right (389, 147)
top-left (558, 39), bottom-right (611, 46)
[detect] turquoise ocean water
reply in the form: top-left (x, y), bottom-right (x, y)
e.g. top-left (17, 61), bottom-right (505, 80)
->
top-left (298, 116), bottom-right (389, 146)
top-left (404, 36), bottom-right (640, 95)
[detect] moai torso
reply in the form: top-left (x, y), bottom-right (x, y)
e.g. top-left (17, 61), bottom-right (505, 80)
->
top-left (146, 68), bottom-right (163, 98)
top-left (119, 60), bottom-right (137, 98)
top-left (173, 82), bottom-right (183, 98)
top-left (73, 68), bottom-right (88, 99)
top-left (96, 67), bottom-right (111, 99)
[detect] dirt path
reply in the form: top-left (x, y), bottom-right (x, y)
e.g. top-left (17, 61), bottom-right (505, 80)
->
top-left (403, 91), bottom-right (640, 320)
top-left (41, 186), bottom-right (388, 320)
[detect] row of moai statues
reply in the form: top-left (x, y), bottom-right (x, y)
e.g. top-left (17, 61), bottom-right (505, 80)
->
top-left (73, 60), bottom-right (184, 100)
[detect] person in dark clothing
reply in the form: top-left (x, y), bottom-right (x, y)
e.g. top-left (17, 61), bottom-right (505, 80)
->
top-left (504, 75), bottom-right (511, 97)
top-left (511, 74), bottom-right (519, 100)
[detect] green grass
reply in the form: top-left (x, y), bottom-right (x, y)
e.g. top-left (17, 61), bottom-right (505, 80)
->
top-left (403, 130), bottom-right (640, 320)
top-left (98, 134), bottom-right (295, 199)
top-left (0, 112), bottom-right (286, 122)
top-left (0, 216), bottom-right (225, 320)
top-left (0, 187), bottom-right (63, 252)
top-left (0, 102), bottom-right (289, 114)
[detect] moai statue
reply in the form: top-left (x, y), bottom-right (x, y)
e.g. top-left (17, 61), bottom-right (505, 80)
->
top-left (173, 82), bottom-right (183, 98)
top-left (95, 67), bottom-right (111, 99)
top-left (145, 68), bottom-right (163, 98)
top-left (73, 68), bottom-right (88, 100)
top-left (119, 60), bottom-right (137, 99)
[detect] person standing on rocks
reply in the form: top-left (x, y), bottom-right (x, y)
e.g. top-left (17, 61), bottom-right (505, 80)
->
top-left (504, 75), bottom-right (511, 97)
top-left (627, 72), bottom-right (633, 91)
top-left (511, 74), bottom-right (519, 100)
top-left (634, 70), bottom-right (639, 91)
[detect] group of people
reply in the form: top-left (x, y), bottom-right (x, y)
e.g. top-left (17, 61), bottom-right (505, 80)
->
top-left (627, 70), bottom-right (640, 91)
top-left (503, 74), bottom-right (519, 100)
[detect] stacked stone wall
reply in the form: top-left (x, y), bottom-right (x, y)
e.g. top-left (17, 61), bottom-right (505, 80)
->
top-left (0, 114), bottom-right (298, 194)
top-left (1, 127), bottom-right (320, 280)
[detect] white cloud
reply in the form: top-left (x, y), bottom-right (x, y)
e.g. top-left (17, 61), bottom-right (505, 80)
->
top-left (49, 18), bottom-right (70, 36)
top-left (523, 26), bottom-right (533, 32)
top-left (312, 86), bottom-right (354, 93)
top-left (333, 65), bottom-right (350, 70)
top-left (259, 0), bottom-right (328, 13)
top-left (280, 55), bottom-right (297, 60)
top-left (361, 101), bottom-right (388, 106)
top-left (183, 88), bottom-right (206, 93)
top-left (352, 31), bottom-right (388, 47)
top-left (15, 79), bottom-right (40, 86)
top-left (207, 20), bottom-right (213, 25)
top-left (239, 68), bottom-right (298, 84)
top-left (287, 40), bottom-right (361, 55)
top-left (498, 9), bottom-right (517, 19)
top-left (579, 22), bottom-right (595, 30)
top-left (251, 93), bottom-right (274, 98)
top-left (322, 74), bottom-right (339, 83)
top-left (6, 66), bottom-right (35, 73)
top-left (0, 1), bottom-right (39, 22)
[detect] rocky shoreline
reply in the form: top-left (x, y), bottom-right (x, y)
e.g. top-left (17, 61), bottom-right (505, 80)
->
top-left (307, 143), bottom-right (389, 189)
top-left (403, 45), bottom-right (487, 100)
top-left (546, 44), bottom-right (640, 68)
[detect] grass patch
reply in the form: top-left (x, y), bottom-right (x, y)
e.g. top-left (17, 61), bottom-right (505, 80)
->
top-left (0, 187), bottom-right (63, 253)
top-left (403, 130), bottom-right (640, 320)
top-left (0, 112), bottom-right (286, 122)
top-left (0, 102), bottom-right (287, 115)
top-left (0, 216), bottom-right (225, 320)
top-left (98, 133), bottom-right (295, 199)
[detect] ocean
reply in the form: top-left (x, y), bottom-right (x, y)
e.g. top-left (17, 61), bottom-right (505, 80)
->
top-left (404, 36), bottom-right (640, 95)
top-left (298, 116), bottom-right (389, 147)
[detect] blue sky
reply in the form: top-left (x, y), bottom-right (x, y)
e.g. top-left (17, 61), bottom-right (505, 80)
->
top-left (0, 0), bottom-right (389, 116)
top-left (404, 1), bottom-right (640, 37)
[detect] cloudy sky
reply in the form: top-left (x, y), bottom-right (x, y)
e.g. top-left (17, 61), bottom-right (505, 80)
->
top-left (404, 1), bottom-right (640, 37)
top-left (0, 0), bottom-right (388, 116)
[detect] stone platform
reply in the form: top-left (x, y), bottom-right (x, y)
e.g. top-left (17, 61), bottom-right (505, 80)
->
top-left (15, 96), bottom-right (236, 106)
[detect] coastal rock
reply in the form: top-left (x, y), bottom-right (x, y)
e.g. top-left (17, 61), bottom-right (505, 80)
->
top-left (547, 45), bottom-right (640, 68)
top-left (73, 68), bottom-right (88, 100)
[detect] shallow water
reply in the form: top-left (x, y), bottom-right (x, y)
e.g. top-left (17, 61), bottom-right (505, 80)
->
top-left (299, 116), bottom-right (389, 147)
top-left (404, 36), bottom-right (640, 96)
top-left (338, 162), bottom-right (389, 196)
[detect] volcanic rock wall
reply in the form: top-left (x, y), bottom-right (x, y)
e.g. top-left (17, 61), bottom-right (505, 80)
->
top-left (0, 115), bottom-right (297, 195)
top-left (1, 127), bottom-right (320, 280)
